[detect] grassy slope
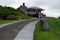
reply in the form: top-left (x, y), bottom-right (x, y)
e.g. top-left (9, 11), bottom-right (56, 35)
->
top-left (0, 6), bottom-right (30, 24)
top-left (34, 18), bottom-right (60, 40)
top-left (0, 6), bottom-right (30, 20)
top-left (0, 20), bottom-right (16, 24)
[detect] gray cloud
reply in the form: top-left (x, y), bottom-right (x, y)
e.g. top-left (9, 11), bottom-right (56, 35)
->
top-left (0, 0), bottom-right (18, 8)
top-left (29, 0), bottom-right (60, 10)
top-left (0, 0), bottom-right (60, 17)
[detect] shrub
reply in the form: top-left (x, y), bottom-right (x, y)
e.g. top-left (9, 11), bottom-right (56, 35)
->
top-left (58, 17), bottom-right (60, 19)
top-left (0, 5), bottom-right (30, 20)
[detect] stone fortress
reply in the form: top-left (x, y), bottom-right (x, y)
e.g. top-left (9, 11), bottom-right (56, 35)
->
top-left (17, 3), bottom-right (45, 17)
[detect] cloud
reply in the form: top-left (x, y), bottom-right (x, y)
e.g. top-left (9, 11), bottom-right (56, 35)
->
top-left (0, 0), bottom-right (19, 8)
top-left (0, 0), bottom-right (60, 17)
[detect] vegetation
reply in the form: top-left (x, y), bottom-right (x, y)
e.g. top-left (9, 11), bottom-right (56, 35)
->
top-left (0, 20), bottom-right (16, 24)
top-left (34, 18), bottom-right (60, 40)
top-left (58, 17), bottom-right (60, 19)
top-left (0, 5), bottom-right (30, 20)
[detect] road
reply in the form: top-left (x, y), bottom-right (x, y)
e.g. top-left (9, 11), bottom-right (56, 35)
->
top-left (0, 19), bottom-right (38, 40)
top-left (14, 21), bottom-right (38, 40)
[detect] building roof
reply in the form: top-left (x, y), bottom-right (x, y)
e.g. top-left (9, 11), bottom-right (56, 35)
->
top-left (29, 6), bottom-right (44, 11)
top-left (27, 6), bottom-right (44, 12)
top-left (18, 3), bottom-right (28, 12)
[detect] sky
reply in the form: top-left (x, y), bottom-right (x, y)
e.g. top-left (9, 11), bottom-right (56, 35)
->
top-left (0, 0), bottom-right (60, 18)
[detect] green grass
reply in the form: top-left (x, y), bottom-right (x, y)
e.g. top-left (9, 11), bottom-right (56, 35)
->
top-left (0, 20), bottom-right (16, 24)
top-left (33, 18), bottom-right (60, 40)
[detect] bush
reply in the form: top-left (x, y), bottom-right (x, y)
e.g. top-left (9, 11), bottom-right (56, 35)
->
top-left (8, 15), bottom-right (19, 20)
top-left (0, 5), bottom-right (30, 20)
top-left (58, 17), bottom-right (60, 19)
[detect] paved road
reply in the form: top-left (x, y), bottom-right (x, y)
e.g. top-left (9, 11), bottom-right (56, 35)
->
top-left (14, 21), bottom-right (38, 40)
top-left (0, 19), bottom-right (38, 40)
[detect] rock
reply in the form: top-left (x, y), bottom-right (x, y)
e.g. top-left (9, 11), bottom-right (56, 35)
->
top-left (43, 22), bottom-right (49, 31)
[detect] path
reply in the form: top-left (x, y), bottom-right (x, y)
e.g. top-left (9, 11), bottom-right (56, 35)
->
top-left (0, 19), bottom-right (38, 40)
top-left (14, 21), bottom-right (37, 40)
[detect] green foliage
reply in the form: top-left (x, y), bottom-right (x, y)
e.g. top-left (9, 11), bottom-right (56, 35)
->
top-left (0, 5), bottom-right (30, 20)
top-left (34, 18), bottom-right (60, 40)
top-left (58, 17), bottom-right (60, 19)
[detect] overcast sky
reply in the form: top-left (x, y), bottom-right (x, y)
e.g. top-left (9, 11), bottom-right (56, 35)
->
top-left (0, 0), bottom-right (60, 18)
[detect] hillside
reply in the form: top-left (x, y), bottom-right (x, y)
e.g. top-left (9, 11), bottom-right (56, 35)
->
top-left (34, 18), bottom-right (60, 40)
top-left (0, 5), bottom-right (30, 20)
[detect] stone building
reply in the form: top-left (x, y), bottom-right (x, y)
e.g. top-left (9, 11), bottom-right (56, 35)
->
top-left (17, 3), bottom-right (28, 12)
top-left (27, 7), bottom-right (44, 17)
top-left (18, 3), bottom-right (44, 17)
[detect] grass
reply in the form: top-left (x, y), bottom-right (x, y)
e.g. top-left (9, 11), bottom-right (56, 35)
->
top-left (33, 18), bottom-right (60, 40)
top-left (0, 20), bottom-right (16, 24)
